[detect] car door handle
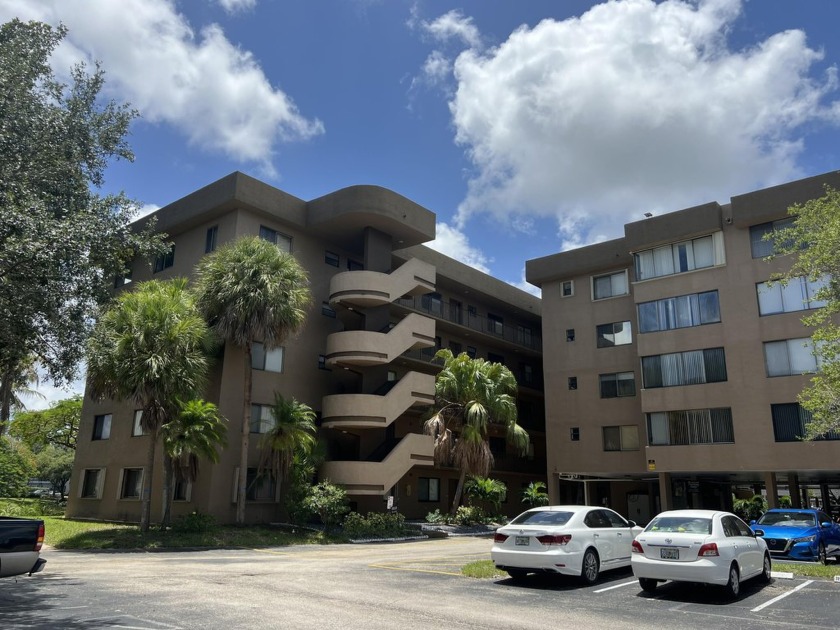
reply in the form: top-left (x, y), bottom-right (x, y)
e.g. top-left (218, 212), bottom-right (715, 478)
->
top-left (594, 534), bottom-right (600, 538)
top-left (617, 532), bottom-right (623, 537)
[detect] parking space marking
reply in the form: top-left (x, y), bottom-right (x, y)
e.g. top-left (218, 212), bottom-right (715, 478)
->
top-left (369, 562), bottom-right (463, 577)
top-left (751, 579), bottom-right (813, 612)
top-left (593, 579), bottom-right (638, 593)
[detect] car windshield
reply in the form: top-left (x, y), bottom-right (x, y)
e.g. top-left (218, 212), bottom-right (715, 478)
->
top-left (645, 516), bottom-right (712, 534)
top-left (510, 510), bottom-right (573, 526)
top-left (757, 512), bottom-right (816, 527)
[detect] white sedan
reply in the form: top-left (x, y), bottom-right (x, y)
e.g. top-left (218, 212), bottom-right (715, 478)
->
top-left (491, 505), bottom-right (642, 583)
top-left (631, 509), bottom-right (772, 598)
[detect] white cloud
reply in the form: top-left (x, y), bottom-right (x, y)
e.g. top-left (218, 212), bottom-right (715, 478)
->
top-left (438, 0), bottom-right (840, 245)
top-left (217, 0), bottom-right (256, 14)
top-left (133, 203), bottom-right (161, 220)
top-left (427, 222), bottom-right (492, 273)
top-left (0, 0), bottom-right (323, 176)
top-left (414, 9), bottom-right (482, 49)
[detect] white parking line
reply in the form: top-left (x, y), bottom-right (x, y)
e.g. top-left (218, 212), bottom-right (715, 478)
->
top-left (594, 579), bottom-right (639, 593)
top-left (751, 579), bottom-right (813, 612)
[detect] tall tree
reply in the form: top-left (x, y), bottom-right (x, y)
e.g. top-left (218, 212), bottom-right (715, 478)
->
top-left (160, 399), bottom-right (227, 528)
top-left (9, 395), bottom-right (81, 451)
top-left (0, 355), bottom-right (41, 435)
top-left (770, 186), bottom-right (840, 438)
top-left (424, 349), bottom-right (529, 515)
top-left (0, 19), bottom-right (164, 402)
top-left (258, 394), bottom-right (317, 502)
top-left (86, 278), bottom-right (213, 532)
top-left (194, 236), bottom-right (311, 524)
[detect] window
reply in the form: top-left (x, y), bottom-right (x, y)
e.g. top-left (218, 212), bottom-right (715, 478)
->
top-left (153, 245), bottom-right (175, 273)
top-left (173, 480), bottom-right (191, 502)
top-left (603, 426), bottom-right (639, 451)
top-left (521, 363), bottom-right (533, 384)
top-left (418, 477), bottom-right (440, 502)
top-left (325, 251), bottom-right (339, 267)
top-left (570, 427), bottom-right (580, 441)
top-left (449, 341), bottom-right (462, 356)
top-left (599, 372), bottom-right (636, 398)
top-left (259, 225), bottom-right (292, 252)
top-left (764, 338), bottom-right (820, 376)
top-left (318, 354), bottom-right (328, 370)
top-left (246, 468), bottom-right (276, 501)
top-left (638, 290), bottom-right (721, 333)
top-left (322, 302), bottom-right (336, 318)
top-left (449, 299), bottom-right (463, 324)
top-left (132, 410), bottom-right (145, 437)
top-left (92, 414), bottom-right (112, 440)
top-left (634, 232), bottom-right (724, 280)
top-left (561, 280), bottom-right (574, 297)
top-left (772, 403), bottom-right (840, 442)
top-left (421, 292), bottom-right (443, 316)
top-left (757, 276), bottom-right (828, 315)
top-left (592, 270), bottom-right (628, 300)
top-left (568, 377), bottom-right (577, 390)
top-left (252, 342), bottom-right (284, 372)
top-left (647, 408), bottom-right (734, 445)
top-left (347, 259), bottom-right (363, 271)
top-left (488, 352), bottom-right (505, 365)
top-left (466, 346), bottom-right (477, 359)
top-left (641, 348), bottom-right (727, 388)
top-left (489, 437), bottom-right (506, 456)
top-left (387, 370), bottom-right (397, 382)
top-left (120, 468), bottom-right (143, 500)
top-left (250, 404), bottom-right (275, 434)
top-left (205, 226), bottom-right (218, 253)
top-left (80, 469), bottom-right (104, 499)
top-left (566, 329), bottom-right (575, 342)
top-left (488, 313), bottom-right (504, 335)
top-left (750, 218), bottom-right (794, 258)
top-left (596, 321), bottom-right (632, 348)
top-left (516, 325), bottom-right (533, 347)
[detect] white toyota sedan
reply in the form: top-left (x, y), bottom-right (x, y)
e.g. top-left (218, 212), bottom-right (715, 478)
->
top-left (491, 505), bottom-right (642, 583)
top-left (631, 509), bottom-right (771, 598)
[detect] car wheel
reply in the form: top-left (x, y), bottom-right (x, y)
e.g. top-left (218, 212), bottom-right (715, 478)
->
top-left (580, 548), bottom-right (600, 585)
top-left (760, 553), bottom-right (772, 584)
top-left (639, 578), bottom-right (658, 593)
top-left (724, 563), bottom-right (741, 599)
top-left (818, 542), bottom-right (827, 565)
top-left (506, 569), bottom-right (528, 582)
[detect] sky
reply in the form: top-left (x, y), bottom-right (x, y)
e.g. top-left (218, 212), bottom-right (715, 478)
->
top-left (2, 0), bottom-right (840, 408)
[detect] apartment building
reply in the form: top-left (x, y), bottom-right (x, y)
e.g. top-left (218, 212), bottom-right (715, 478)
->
top-left (67, 172), bottom-right (545, 525)
top-left (526, 170), bottom-right (840, 524)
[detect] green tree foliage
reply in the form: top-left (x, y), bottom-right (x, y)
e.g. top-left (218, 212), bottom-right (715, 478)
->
top-left (770, 186), bottom-right (840, 438)
top-left (193, 236), bottom-right (311, 524)
top-left (521, 481), bottom-right (550, 508)
top-left (34, 445), bottom-right (74, 496)
top-left (9, 395), bottom-right (81, 451)
top-left (160, 399), bottom-right (227, 528)
top-left (303, 480), bottom-right (350, 528)
top-left (0, 19), bottom-right (165, 404)
top-left (424, 349), bottom-right (529, 515)
top-left (0, 355), bottom-right (41, 435)
top-left (285, 441), bottom-right (326, 526)
top-left (464, 476), bottom-right (507, 515)
top-left (0, 436), bottom-right (35, 497)
top-left (258, 394), bottom-right (317, 496)
top-left (86, 278), bottom-right (213, 531)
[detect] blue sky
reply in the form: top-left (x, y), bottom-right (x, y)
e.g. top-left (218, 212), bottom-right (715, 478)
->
top-left (2, 0), bottom-right (840, 406)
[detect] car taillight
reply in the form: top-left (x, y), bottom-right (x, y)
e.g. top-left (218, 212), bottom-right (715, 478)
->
top-left (536, 534), bottom-right (572, 546)
top-left (698, 542), bottom-right (719, 557)
top-left (35, 522), bottom-right (45, 552)
top-left (494, 533), bottom-right (509, 543)
top-left (631, 540), bottom-right (644, 554)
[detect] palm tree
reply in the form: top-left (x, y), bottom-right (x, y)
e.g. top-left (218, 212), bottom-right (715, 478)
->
top-left (521, 481), bottom-right (550, 508)
top-left (0, 354), bottom-right (43, 436)
top-left (86, 278), bottom-right (212, 532)
top-left (424, 349), bottom-right (529, 515)
top-left (160, 399), bottom-right (227, 528)
top-left (193, 236), bottom-right (311, 524)
top-left (258, 394), bottom-right (317, 503)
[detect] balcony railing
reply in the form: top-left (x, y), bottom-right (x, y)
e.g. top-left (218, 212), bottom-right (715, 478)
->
top-left (395, 296), bottom-right (542, 352)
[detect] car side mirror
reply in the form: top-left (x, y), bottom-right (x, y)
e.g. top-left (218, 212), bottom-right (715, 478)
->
top-left (820, 521), bottom-right (831, 528)
top-left (749, 519), bottom-right (757, 525)
top-left (753, 529), bottom-right (765, 537)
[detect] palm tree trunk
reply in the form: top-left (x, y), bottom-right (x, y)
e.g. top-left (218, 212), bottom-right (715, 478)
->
top-left (140, 427), bottom-right (158, 532)
top-left (450, 468), bottom-right (467, 516)
top-left (236, 343), bottom-right (253, 525)
top-left (0, 377), bottom-right (10, 436)
top-left (161, 453), bottom-right (173, 529)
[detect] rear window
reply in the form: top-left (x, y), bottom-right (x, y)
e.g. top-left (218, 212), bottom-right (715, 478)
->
top-left (645, 516), bottom-right (712, 534)
top-left (757, 512), bottom-right (816, 527)
top-left (511, 510), bottom-right (573, 526)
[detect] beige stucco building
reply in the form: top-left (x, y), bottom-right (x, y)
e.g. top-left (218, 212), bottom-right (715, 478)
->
top-left (527, 170), bottom-right (840, 524)
top-left (67, 173), bottom-right (545, 525)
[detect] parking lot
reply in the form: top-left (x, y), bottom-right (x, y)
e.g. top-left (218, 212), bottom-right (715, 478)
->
top-left (2, 537), bottom-right (838, 629)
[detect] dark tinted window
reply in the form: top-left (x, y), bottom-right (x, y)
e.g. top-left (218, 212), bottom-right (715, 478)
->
top-left (511, 510), bottom-right (573, 526)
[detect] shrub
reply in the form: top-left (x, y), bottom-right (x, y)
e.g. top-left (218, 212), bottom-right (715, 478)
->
top-left (172, 511), bottom-right (217, 533)
top-left (303, 481), bottom-right (350, 528)
top-left (521, 481), bottom-right (549, 508)
top-left (453, 505), bottom-right (485, 526)
top-left (733, 495), bottom-right (767, 522)
top-left (425, 509), bottom-right (447, 524)
top-left (464, 477), bottom-right (507, 514)
top-left (342, 511), bottom-right (411, 539)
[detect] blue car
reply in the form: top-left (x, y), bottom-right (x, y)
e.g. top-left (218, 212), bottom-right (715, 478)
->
top-left (751, 508), bottom-right (840, 564)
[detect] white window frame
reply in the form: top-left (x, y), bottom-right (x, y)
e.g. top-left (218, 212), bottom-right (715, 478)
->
top-left (79, 468), bottom-right (106, 499)
top-left (561, 280), bottom-right (574, 298)
top-left (634, 232), bottom-right (725, 281)
top-left (756, 276), bottom-right (829, 316)
top-left (117, 467), bottom-right (144, 501)
top-left (132, 410), bottom-right (145, 437)
top-left (764, 338), bottom-right (821, 377)
top-left (591, 270), bottom-right (628, 301)
top-left (92, 413), bottom-right (112, 440)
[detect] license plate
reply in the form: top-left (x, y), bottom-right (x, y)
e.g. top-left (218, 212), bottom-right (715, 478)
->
top-left (515, 536), bottom-right (530, 546)
top-left (660, 547), bottom-right (679, 560)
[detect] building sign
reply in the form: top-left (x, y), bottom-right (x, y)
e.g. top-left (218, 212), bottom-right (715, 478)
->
top-left (647, 459), bottom-right (656, 471)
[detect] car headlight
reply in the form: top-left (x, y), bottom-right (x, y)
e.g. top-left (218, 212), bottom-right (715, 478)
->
top-left (792, 535), bottom-right (816, 543)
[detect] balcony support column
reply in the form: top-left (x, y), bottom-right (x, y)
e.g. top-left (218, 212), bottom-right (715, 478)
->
top-left (658, 473), bottom-right (673, 512)
top-left (764, 472), bottom-right (779, 509)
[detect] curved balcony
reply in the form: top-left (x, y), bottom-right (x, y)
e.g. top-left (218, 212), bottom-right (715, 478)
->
top-left (319, 433), bottom-right (435, 496)
top-left (325, 313), bottom-right (435, 368)
top-left (322, 372), bottom-right (435, 429)
top-left (329, 258), bottom-right (436, 309)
